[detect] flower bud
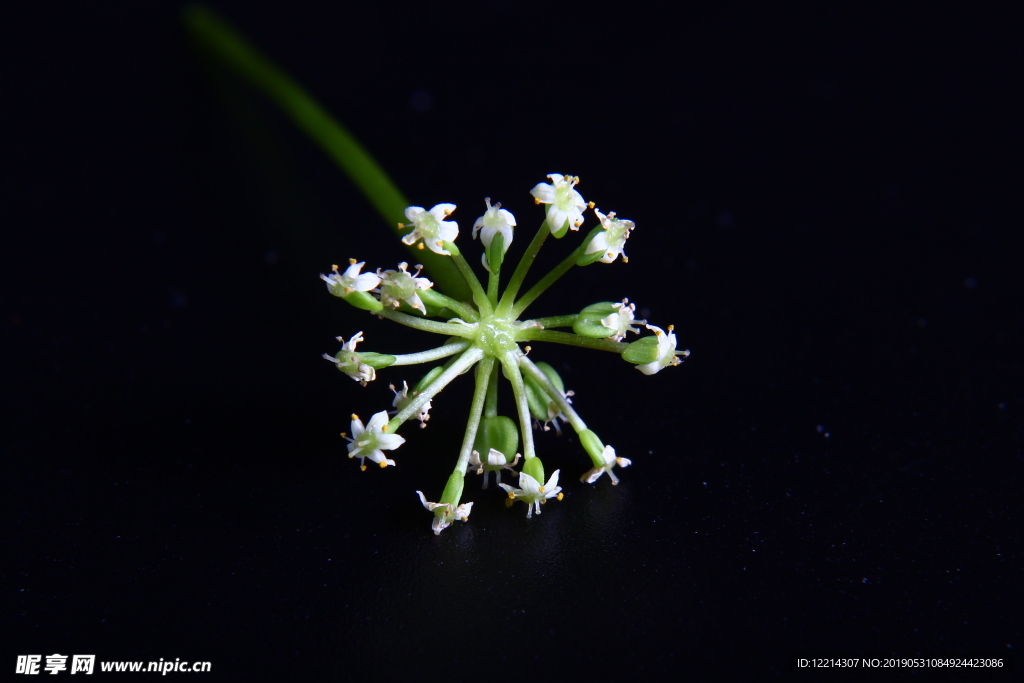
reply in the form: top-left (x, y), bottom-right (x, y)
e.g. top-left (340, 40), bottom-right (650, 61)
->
top-left (578, 429), bottom-right (606, 465)
top-left (575, 225), bottom-right (607, 266)
top-left (336, 290), bottom-right (384, 312)
top-left (573, 302), bottom-right (620, 338)
top-left (522, 455), bottom-right (545, 483)
top-left (622, 336), bottom-right (662, 364)
top-left (473, 416), bottom-right (519, 464)
top-left (439, 470), bottom-right (465, 507)
top-left (523, 361), bottom-right (567, 425)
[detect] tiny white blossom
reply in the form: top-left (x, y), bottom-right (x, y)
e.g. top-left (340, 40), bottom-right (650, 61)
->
top-left (320, 259), bottom-right (381, 295)
top-left (581, 445), bottom-right (631, 485)
top-left (323, 331), bottom-right (376, 385)
top-left (389, 380), bottom-right (431, 428)
top-left (469, 448), bottom-right (521, 489)
top-left (472, 198), bottom-right (516, 269)
top-left (345, 411), bottom-right (404, 470)
top-left (585, 208), bottom-right (634, 263)
top-left (636, 324), bottom-right (688, 376)
top-left (401, 204), bottom-right (458, 255)
top-left (378, 262), bottom-right (433, 314)
top-left (530, 174), bottom-right (588, 234)
top-left (535, 389), bottom-right (574, 436)
top-left (600, 299), bottom-right (644, 342)
top-left (416, 491), bottom-right (474, 535)
top-left (499, 469), bottom-right (563, 518)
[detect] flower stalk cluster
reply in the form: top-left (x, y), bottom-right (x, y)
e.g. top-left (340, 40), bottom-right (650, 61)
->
top-left (323, 175), bottom-right (688, 534)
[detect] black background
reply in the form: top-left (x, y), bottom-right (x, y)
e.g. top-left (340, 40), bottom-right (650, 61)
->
top-left (5, 2), bottom-right (1021, 679)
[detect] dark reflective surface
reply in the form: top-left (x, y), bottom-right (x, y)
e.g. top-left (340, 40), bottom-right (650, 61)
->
top-left (5, 3), bottom-right (1020, 678)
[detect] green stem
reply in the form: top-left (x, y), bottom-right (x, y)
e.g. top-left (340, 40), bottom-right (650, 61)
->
top-left (512, 246), bottom-right (581, 318)
top-left (486, 256), bottom-right (500, 308)
top-left (484, 360), bottom-right (500, 418)
top-left (518, 355), bottom-right (587, 432)
top-left (378, 309), bottom-right (477, 337)
top-left (425, 291), bottom-right (479, 323)
top-left (389, 347), bottom-right (483, 432)
top-left (182, 5), bottom-right (468, 299)
top-left (501, 351), bottom-right (536, 460)
top-left (528, 314), bottom-right (578, 329)
top-left (454, 357), bottom-right (495, 475)
top-left (444, 242), bottom-right (491, 314)
top-left (516, 329), bottom-right (628, 353)
top-left (497, 221), bottom-right (549, 315)
top-left (390, 341), bottom-right (469, 366)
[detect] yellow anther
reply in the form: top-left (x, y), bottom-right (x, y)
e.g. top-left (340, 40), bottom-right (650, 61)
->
top-left (382, 424), bottom-right (389, 432)
top-left (534, 197), bottom-right (542, 205)
top-left (622, 256), bottom-right (629, 263)
top-left (668, 324), bottom-right (675, 332)
top-left (351, 413), bottom-right (359, 420)
top-left (397, 222), bottom-right (405, 229)
top-left (379, 461), bottom-right (388, 468)
top-left (348, 258), bottom-right (357, 265)
top-left (331, 264), bottom-right (339, 271)
top-left (360, 465), bottom-right (367, 472)
top-left (539, 486), bottom-right (545, 493)
top-left (588, 201), bottom-right (595, 209)
top-left (417, 243), bottom-right (425, 250)
top-left (507, 492), bottom-right (516, 499)
top-left (557, 492), bottom-right (564, 501)
top-left (340, 432), bottom-right (348, 438)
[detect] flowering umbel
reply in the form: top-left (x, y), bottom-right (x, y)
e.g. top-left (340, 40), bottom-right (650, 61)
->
top-left (323, 175), bottom-right (689, 533)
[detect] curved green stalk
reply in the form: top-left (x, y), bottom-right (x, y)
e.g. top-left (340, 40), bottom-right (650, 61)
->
top-left (389, 347), bottom-right (483, 432)
top-left (390, 341), bottom-right (469, 366)
top-left (500, 352), bottom-right (536, 461)
top-left (517, 329), bottom-right (628, 353)
top-left (518, 355), bottom-right (587, 432)
top-left (182, 4), bottom-right (467, 299)
top-left (378, 309), bottom-right (477, 337)
top-left (512, 246), bottom-right (582, 318)
top-left (454, 357), bottom-right (495, 475)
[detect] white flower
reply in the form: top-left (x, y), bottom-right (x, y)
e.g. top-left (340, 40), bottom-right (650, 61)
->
top-left (416, 491), bottom-right (474, 535)
top-left (322, 331), bottom-right (376, 385)
top-left (320, 259), bottom-right (381, 296)
top-left (345, 411), bottom-right (405, 470)
top-left (499, 469), bottom-right (563, 518)
top-left (378, 262), bottom-right (433, 314)
top-left (530, 174), bottom-right (588, 234)
top-left (636, 324), bottom-right (688, 376)
top-left (585, 208), bottom-right (634, 263)
top-left (389, 380), bottom-right (431, 428)
top-left (469, 448), bottom-right (521, 489)
top-left (401, 204), bottom-right (458, 255)
top-left (535, 390), bottom-right (573, 436)
top-left (472, 198), bottom-right (515, 269)
top-left (600, 299), bottom-right (643, 342)
top-left (581, 445), bottom-right (631, 485)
